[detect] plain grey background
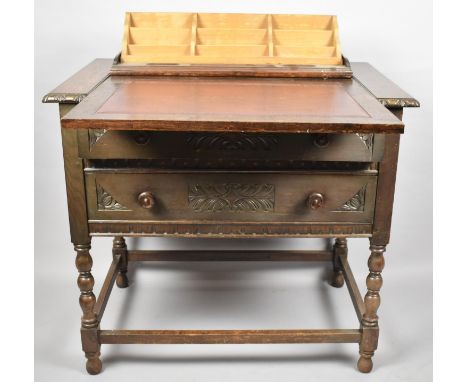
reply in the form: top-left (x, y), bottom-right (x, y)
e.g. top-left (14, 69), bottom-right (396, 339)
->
top-left (35, 1), bottom-right (432, 381)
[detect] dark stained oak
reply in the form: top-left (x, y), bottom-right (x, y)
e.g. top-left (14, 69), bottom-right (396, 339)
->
top-left (110, 62), bottom-right (354, 78)
top-left (330, 238), bottom-right (347, 288)
top-left (339, 251), bottom-right (365, 320)
top-left (112, 237), bottom-right (129, 288)
top-left (84, 171), bottom-right (378, 224)
top-left (89, 222), bottom-right (373, 238)
top-left (42, 57), bottom-right (419, 374)
top-left (74, 242), bottom-right (102, 374)
top-left (126, 250), bottom-right (333, 262)
top-left (95, 254), bottom-right (120, 322)
top-left (61, 76), bottom-right (404, 133)
top-left (99, 329), bottom-right (362, 344)
top-left (42, 59), bottom-right (420, 111)
top-left (43, 59), bottom-right (113, 103)
top-left (351, 63), bottom-right (419, 108)
top-left (78, 130), bottom-right (385, 162)
top-left (358, 243), bottom-right (386, 373)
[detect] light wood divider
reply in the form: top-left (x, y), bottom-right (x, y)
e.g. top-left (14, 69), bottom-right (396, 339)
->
top-left (120, 12), bottom-right (343, 65)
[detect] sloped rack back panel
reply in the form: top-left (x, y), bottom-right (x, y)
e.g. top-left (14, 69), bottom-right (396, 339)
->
top-left (120, 12), bottom-right (343, 66)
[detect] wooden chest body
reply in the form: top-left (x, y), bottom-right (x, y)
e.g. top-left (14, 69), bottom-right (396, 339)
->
top-left (44, 57), bottom-right (418, 374)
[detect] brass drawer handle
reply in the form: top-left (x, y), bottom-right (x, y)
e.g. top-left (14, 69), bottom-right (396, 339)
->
top-left (307, 192), bottom-right (324, 210)
top-left (138, 192), bottom-right (156, 209)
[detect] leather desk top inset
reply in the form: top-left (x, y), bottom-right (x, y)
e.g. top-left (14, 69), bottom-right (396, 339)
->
top-left (62, 76), bottom-right (404, 134)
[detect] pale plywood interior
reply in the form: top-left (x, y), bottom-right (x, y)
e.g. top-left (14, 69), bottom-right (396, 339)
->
top-left (121, 12), bottom-right (343, 66)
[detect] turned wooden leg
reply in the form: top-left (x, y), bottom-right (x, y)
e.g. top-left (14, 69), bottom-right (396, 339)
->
top-left (113, 236), bottom-right (129, 288)
top-left (358, 242), bottom-right (386, 373)
top-left (330, 238), bottom-right (346, 288)
top-left (75, 242), bottom-right (102, 375)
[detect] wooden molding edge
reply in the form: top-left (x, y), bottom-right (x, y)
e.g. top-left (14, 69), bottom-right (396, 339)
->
top-left (42, 93), bottom-right (86, 104)
top-left (378, 98), bottom-right (420, 108)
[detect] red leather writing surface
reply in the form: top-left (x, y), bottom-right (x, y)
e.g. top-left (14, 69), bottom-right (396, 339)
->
top-left (98, 79), bottom-right (369, 119)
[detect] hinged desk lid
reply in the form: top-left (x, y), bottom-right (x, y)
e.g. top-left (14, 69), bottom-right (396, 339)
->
top-left (61, 76), bottom-right (404, 134)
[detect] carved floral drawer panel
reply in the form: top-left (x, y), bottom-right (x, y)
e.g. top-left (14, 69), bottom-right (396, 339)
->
top-left (85, 171), bottom-right (376, 224)
top-left (78, 130), bottom-right (384, 162)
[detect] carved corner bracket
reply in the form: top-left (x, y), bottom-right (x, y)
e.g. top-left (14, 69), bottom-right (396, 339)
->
top-left (334, 186), bottom-right (367, 212)
top-left (356, 133), bottom-right (374, 151)
top-left (96, 184), bottom-right (130, 211)
top-left (89, 129), bottom-right (107, 149)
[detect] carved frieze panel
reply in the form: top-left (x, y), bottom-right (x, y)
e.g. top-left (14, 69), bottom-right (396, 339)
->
top-left (186, 134), bottom-right (278, 151)
top-left (188, 183), bottom-right (275, 212)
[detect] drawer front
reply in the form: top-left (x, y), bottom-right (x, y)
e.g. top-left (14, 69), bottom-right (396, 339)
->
top-left (78, 131), bottom-right (384, 162)
top-left (86, 171), bottom-right (377, 224)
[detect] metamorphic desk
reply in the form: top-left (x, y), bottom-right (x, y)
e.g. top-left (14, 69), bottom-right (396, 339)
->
top-left (43, 12), bottom-right (419, 375)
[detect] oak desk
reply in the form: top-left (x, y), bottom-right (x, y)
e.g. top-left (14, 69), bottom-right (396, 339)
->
top-left (43, 59), bottom-right (418, 374)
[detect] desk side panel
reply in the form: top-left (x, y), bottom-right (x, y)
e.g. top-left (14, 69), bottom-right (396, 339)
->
top-left (61, 124), bottom-right (90, 243)
top-left (43, 59), bottom-right (112, 104)
top-left (371, 109), bottom-right (403, 245)
top-left (351, 63), bottom-right (419, 108)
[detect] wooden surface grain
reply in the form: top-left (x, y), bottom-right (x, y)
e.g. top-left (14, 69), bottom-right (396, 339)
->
top-left (62, 76), bottom-right (404, 133)
top-left (351, 62), bottom-right (419, 108)
top-left (98, 79), bottom-right (368, 117)
top-left (43, 59), bottom-right (113, 103)
top-left (45, 55), bottom-right (415, 374)
top-left (99, 329), bottom-right (362, 344)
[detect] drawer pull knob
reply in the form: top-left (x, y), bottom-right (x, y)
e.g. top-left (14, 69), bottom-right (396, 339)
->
top-left (313, 134), bottom-right (329, 148)
top-left (134, 131), bottom-right (151, 145)
top-left (138, 192), bottom-right (156, 209)
top-left (307, 193), bottom-right (324, 210)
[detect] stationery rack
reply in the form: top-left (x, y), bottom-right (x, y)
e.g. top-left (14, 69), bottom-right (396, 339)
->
top-left (113, 12), bottom-right (352, 78)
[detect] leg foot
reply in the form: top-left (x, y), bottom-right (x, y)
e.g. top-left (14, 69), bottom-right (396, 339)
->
top-left (357, 355), bottom-right (373, 373)
top-left (330, 272), bottom-right (344, 288)
top-left (116, 272), bottom-right (129, 288)
top-left (113, 236), bottom-right (129, 288)
top-left (85, 352), bottom-right (102, 375)
top-left (330, 238), bottom-right (346, 288)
